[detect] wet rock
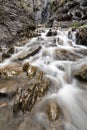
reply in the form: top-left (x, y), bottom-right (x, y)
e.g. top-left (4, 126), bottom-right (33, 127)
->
top-left (46, 29), bottom-right (57, 37)
top-left (54, 48), bottom-right (83, 61)
top-left (13, 87), bottom-right (22, 113)
top-left (6, 46), bottom-right (14, 54)
top-left (18, 45), bottom-right (42, 60)
top-left (27, 65), bottom-right (37, 78)
top-left (0, 71), bottom-right (8, 79)
top-left (13, 63), bottom-right (50, 114)
top-left (68, 31), bottom-right (72, 39)
top-left (0, 53), bottom-right (2, 63)
top-left (0, 47), bottom-right (2, 52)
top-left (75, 49), bottom-right (87, 56)
top-left (0, 70), bottom-right (31, 99)
top-left (76, 27), bottom-right (87, 46)
top-left (22, 62), bottom-right (30, 72)
top-left (2, 53), bottom-right (10, 61)
top-left (57, 37), bottom-right (64, 45)
top-left (2, 46), bottom-right (15, 60)
top-left (47, 101), bottom-right (61, 121)
top-left (74, 64), bottom-right (87, 82)
top-left (0, 92), bottom-right (7, 98)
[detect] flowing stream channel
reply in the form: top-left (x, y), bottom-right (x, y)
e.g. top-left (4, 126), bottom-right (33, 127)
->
top-left (0, 27), bottom-right (87, 130)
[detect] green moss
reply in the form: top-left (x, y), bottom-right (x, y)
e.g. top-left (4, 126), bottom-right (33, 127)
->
top-left (72, 21), bottom-right (80, 28)
top-left (72, 21), bottom-right (87, 29)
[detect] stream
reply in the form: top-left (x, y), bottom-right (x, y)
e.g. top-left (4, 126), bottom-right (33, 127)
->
top-left (0, 27), bottom-right (87, 130)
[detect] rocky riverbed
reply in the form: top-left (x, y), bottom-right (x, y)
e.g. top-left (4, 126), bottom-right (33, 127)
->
top-left (0, 26), bottom-right (87, 130)
top-left (0, 0), bottom-right (87, 130)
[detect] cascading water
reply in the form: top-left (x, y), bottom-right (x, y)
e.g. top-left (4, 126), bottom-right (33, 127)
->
top-left (0, 27), bottom-right (87, 130)
top-left (34, 0), bottom-right (50, 23)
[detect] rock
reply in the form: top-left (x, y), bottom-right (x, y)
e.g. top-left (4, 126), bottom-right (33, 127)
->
top-left (0, 53), bottom-right (2, 63)
top-left (0, 92), bottom-right (7, 98)
top-left (27, 65), bottom-right (37, 78)
top-left (0, 63), bottom-right (25, 98)
top-left (54, 48), bottom-right (83, 61)
top-left (57, 37), bottom-right (64, 45)
top-left (47, 101), bottom-right (61, 121)
top-left (2, 46), bottom-right (15, 60)
top-left (0, 71), bottom-right (8, 79)
top-left (18, 45), bottom-right (42, 60)
top-left (47, 0), bottom-right (87, 26)
top-left (22, 62), bottom-right (30, 72)
top-left (0, 47), bottom-right (2, 52)
top-left (6, 46), bottom-right (15, 54)
top-left (74, 64), bottom-right (87, 82)
top-left (46, 29), bottom-right (57, 36)
top-left (13, 64), bottom-right (50, 114)
top-left (76, 27), bottom-right (87, 46)
top-left (0, 0), bottom-right (35, 47)
top-left (13, 87), bottom-right (22, 113)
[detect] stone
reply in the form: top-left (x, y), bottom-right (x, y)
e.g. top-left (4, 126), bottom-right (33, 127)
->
top-left (0, 0), bottom-right (35, 47)
top-left (0, 71), bottom-right (8, 79)
top-left (47, 0), bottom-right (87, 26)
top-left (2, 46), bottom-right (15, 60)
top-left (18, 45), bottom-right (42, 60)
top-left (57, 37), bottom-right (64, 45)
top-left (54, 48), bottom-right (83, 61)
top-left (76, 27), bottom-right (87, 46)
top-left (46, 29), bottom-right (57, 36)
top-left (27, 66), bottom-right (37, 78)
top-left (74, 64), bottom-right (87, 82)
top-left (13, 64), bottom-right (50, 114)
top-left (0, 92), bottom-right (7, 98)
top-left (22, 62), bottom-right (30, 72)
top-left (47, 101), bottom-right (61, 121)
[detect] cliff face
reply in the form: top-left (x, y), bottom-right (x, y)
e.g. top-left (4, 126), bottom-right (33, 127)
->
top-left (0, 0), bottom-right (35, 47)
top-left (0, 0), bottom-right (87, 46)
top-left (48, 0), bottom-right (87, 26)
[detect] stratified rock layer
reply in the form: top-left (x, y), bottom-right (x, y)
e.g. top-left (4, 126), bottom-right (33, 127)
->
top-left (0, 0), bottom-right (35, 47)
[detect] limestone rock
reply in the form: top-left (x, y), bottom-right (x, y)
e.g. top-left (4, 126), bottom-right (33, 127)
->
top-left (54, 48), bottom-right (83, 61)
top-left (0, 0), bottom-right (35, 47)
top-left (13, 63), bottom-right (50, 114)
top-left (76, 27), bottom-right (87, 46)
top-left (47, 101), bottom-right (61, 121)
top-left (47, 0), bottom-right (87, 26)
top-left (46, 29), bottom-right (57, 36)
top-left (18, 45), bottom-right (42, 60)
top-left (2, 46), bottom-right (15, 60)
top-left (74, 64), bottom-right (87, 82)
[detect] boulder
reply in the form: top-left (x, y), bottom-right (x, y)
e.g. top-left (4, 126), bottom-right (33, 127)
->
top-left (74, 64), bottom-right (87, 82)
top-left (18, 45), bottom-right (42, 60)
top-left (13, 63), bottom-right (50, 113)
top-left (54, 48), bottom-right (83, 61)
top-left (76, 27), bottom-right (87, 46)
top-left (46, 29), bottom-right (57, 36)
top-left (2, 46), bottom-right (15, 60)
top-left (46, 101), bottom-right (61, 121)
